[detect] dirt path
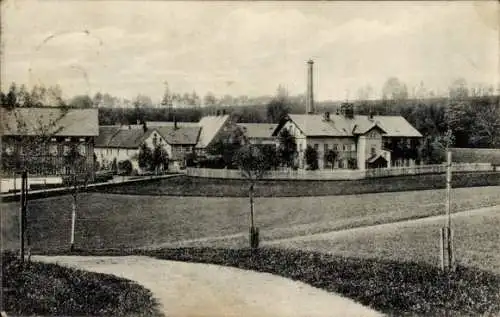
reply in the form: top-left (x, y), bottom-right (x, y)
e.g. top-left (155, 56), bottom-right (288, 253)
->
top-left (265, 205), bottom-right (500, 245)
top-left (34, 255), bottom-right (383, 317)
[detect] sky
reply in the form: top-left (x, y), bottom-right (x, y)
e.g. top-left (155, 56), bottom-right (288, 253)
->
top-left (1, 0), bottom-right (498, 102)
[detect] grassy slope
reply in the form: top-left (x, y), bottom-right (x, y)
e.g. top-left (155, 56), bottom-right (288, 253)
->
top-left (101, 172), bottom-right (500, 197)
top-left (1, 252), bottom-right (163, 317)
top-left (271, 206), bottom-right (500, 274)
top-left (1, 186), bottom-right (499, 252)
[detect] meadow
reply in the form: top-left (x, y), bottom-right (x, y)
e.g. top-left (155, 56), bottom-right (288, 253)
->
top-left (100, 172), bottom-right (500, 197)
top-left (3, 185), bottom-right (500, 317)
top-left (2, 186), bottom-right (499, 253)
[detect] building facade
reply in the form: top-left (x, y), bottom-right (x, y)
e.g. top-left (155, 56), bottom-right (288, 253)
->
top-left (273, 109), bottom-right (422, 170)
top-left (1, 107), bottom-right (98, 179)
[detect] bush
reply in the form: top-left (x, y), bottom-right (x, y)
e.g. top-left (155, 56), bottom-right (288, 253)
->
top-left (2, 252), bottom-right (162, 317)
top-left (118, 160), bottom-right (133, 176)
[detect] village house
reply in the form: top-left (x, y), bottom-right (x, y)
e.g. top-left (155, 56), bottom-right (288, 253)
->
top-left (1, 107), bottom-right (98, 181)
top-left (271, 59), bottom-right (422, 170)
top-left (237, 123), bottom-right (278, 145)
top-left (95, 121), bottom-right (202, 172)
top-left (272, 104), bottom-right (422, 170)
top-left (147, 112), bottom-right (240, 158)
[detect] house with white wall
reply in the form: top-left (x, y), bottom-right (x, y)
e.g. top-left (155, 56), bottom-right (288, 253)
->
top-left (94, 124), bottom-right (169, 172)
top-left (272, 108), bottom-right (422, 170)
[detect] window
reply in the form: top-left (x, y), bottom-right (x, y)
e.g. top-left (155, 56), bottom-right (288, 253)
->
top-left (343, 144), bottom-right (349, 151)
top-left (78, 144), bottom-right (86, 155)
top-left (333, 144), bottom-right (339, 151)
top-left (371, 147), bottom-right (376, 156)
top-left (4, 144), bottom-right (14, 155)
top-left (49, 144), bottom-right (58, 156)
top-left (351, 144), bottom-right (356, 151)
top-left (299, 143), bottom-right (303, 152)
top-left (63, 145), bottom-right (70, 156)
top-left (314, 144), bottom-right (319, 151)
top-left (324, 144), bottom-right (329, 153)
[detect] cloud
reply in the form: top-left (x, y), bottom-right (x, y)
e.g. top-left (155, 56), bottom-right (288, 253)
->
top-left (1, 1), bottom-right (498, 101)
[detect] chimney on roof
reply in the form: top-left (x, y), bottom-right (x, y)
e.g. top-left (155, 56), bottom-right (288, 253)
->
top-left (142, 120), bottom-right (147, 133)
top-left (174, 116), bottom-right (178, 130)
top-left (216, 110), bottom-right (221, 116)
top-left (306, 59), bottom-right (315, 115)
top-left (341, 102), bottom-right (355, 119)
top-left (222, 109), bottom-right (226, 115)
top-left (369, 112), bottom-right (374, 121)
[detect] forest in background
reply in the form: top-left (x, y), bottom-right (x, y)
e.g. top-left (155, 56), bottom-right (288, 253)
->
top-left (2, 79), bottom-right (499, 164)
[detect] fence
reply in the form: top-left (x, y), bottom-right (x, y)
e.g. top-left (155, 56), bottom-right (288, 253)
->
top-left (186, 163), bottom-right (494, 181)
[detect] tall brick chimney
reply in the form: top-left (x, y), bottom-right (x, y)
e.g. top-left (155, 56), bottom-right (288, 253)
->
top-left (306, 59), bottom-right (315, 114)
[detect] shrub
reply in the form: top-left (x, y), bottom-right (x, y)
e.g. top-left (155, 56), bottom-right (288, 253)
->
top-left (304, 145), bottom-right (319, 170)
top-left (117, 160), bottom-right (133, 176)
top-left (2, 252), bottom-right (162, 317)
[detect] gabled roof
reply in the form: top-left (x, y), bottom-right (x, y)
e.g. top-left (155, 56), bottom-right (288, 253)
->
top-left (95, 126), bottom-right (121, 147)
top-left (367, 153), bottom-right (388, 163)
top-left (196, 115), bottom-right (231, 148)
top-left (237, 123), bottom-right (277, 139)
top-left (147, 121), bottom-right (199, 128)
top-left (106, 129), bottom-right (155, 149)
top-left (155, 126), bottom-right (201, 145)
top-left (273, 114), bottom-right (422, 138)
top-left (1, 107), bottom-right (99, 136)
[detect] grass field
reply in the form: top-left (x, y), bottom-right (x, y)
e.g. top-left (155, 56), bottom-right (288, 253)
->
top-left (2, 186), bottom-right (499, 253)
top-left (100, 172), bottom-right (500, 197)
top-left (2, 252), bottom-right (162, 317)
top-left (269, 205), bottom-right (500, 274)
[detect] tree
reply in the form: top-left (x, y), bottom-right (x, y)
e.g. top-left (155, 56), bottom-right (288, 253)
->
top-left (304, 145), bottom-right (319, 170)
top-left (118, 160), bottom-right (133, 175)
top-left (233, 144), bottom-right (271, 249)
top-left (160, 82), bottom-right (173, 109)
top-left (152, 145), bottom-right (169, 174)
top-left (138, 143), bottom-right (153, 171)
top-left (382, 77), bottom-right (408, 101)
top-left (63, 144), bottom-right (90, 251)
top-left (92, 92), bottom-right (103, 108)
top-left (356, 84), bottom-right (373, 101)
top-left (277, 129), bottom-right (296, 167)
top-left (325, 149), bottom-right (338, 169)
top-left (69, 95), bottom-right (93, 108)
top-left (266, 93), bottom-right (290, 123)
top-left (448, 78), bottom-right (468, 99)
top-left (468, 97), bottom-right (500, 147)
top-left (207, 126), bottom-right (246, 168)
top-left (203, 92), bottom-right (217, 107)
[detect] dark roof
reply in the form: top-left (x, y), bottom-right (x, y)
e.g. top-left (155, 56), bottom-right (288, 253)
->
top-left (273, 114), bottom-right (422, 138)
top-left (95, 126), bottom-right (120, 147)
top-left (108, 129), bottom-right (154, 149)
top-left (1, 107), bottom-right (98, 136)
top-left (95, 126), bottom-right (155, 149)
top-left (237, 123), bottom-right (277, 139)
top-left (367, 153), bottom-right (388, 163)
top-left (155, 126), bottom-right (201, 145)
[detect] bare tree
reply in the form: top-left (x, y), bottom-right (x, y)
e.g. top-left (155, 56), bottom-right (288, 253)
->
top-left (233, 144), bottom-right (271, 249)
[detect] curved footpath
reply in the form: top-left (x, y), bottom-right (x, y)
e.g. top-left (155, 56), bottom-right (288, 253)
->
top-left (34, 255), bottom-right (383, 317)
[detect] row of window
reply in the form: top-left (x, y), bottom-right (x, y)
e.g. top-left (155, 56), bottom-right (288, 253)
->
top-left (298, 143), bottom-right (356, 152)
top-left (4, 144), bottom-right (87, 156)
